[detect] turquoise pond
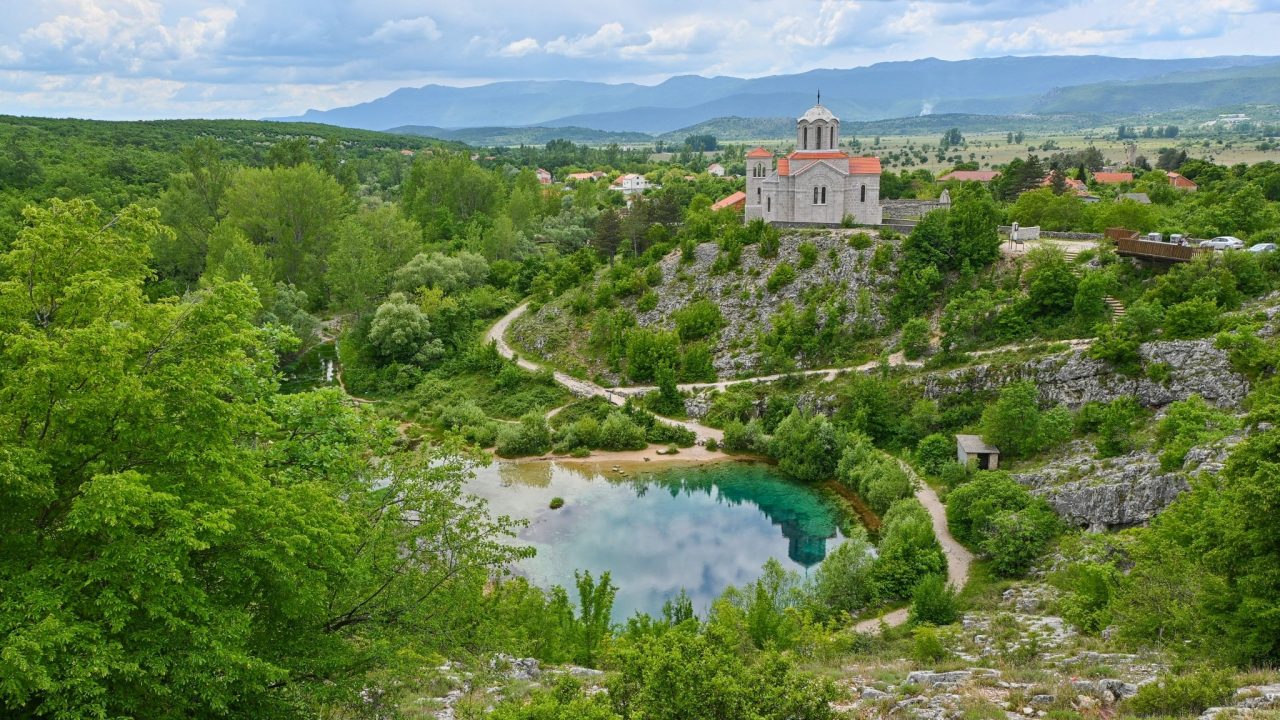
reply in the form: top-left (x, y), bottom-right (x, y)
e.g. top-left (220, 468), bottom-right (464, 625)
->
top-left (464, 459), bottom-right (852, 620)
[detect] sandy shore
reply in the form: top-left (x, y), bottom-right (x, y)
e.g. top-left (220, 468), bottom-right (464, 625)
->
top-left (510, 443), bottom-right (738, 468)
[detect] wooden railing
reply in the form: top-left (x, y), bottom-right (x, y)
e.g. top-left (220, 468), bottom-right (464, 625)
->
top-left (1114, 236), bottom-right (1205, 262)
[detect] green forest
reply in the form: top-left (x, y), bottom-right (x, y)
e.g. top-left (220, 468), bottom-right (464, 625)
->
top-left (3, 114), bottom-right (1280, 719)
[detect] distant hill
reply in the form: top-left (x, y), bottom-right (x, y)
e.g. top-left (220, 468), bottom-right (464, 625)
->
top-left (1033, 61), bottom-right (1280, 114)
top-left (270, 55), bottom-right (1280, 133)
top-left (657, 113), bottom-right (1111, 142)
top-left (388, 125), bottom-right (652, 146)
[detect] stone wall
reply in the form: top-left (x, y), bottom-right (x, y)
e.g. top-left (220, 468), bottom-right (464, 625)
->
top-left (883, 199), bottom-right (950, 219)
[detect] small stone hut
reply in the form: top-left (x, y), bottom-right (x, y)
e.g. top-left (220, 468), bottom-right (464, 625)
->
top-left (956, 434), bottom-right (1000, 470)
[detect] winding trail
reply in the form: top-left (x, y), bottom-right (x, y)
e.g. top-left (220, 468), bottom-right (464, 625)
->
top-left (485, 303), bottom-right (723, 442)
top-left (853, 461), bottom-right (973, 633)
top-left (487, 303), bottom-right (977, 631)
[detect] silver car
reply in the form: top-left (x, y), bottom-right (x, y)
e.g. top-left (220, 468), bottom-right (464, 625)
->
top-left (1248, 243), bottom-right (1277, 253)
top-left (1200, 236), bottom-right (1245, 250)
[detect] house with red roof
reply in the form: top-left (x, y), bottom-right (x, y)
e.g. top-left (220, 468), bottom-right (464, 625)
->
top-left (712, 191), bottom-right (747, 212)
top-left (1167, 172), bottom-right (1198, 191)
top-left (938, 170), bottom-right (1000, 183)
top-left (745, 101), bottom-right (882, 225)
top-left (1093, 172), bottom-right (1134, 185)
top-left (535, 168), bottom-right (552, 185)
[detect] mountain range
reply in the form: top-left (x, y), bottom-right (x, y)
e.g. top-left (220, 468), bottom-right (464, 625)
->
top-left (271, 55), bottom-right (1280, 141)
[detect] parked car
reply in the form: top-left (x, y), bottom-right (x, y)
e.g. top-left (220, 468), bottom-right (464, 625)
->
top-left (1249, 243), bottom-right (1277, 253)
top-left (1200, 236), bottom-right (1245, 250)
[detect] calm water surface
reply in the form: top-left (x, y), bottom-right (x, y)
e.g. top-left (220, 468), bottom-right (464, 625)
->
top-left (465, 459), bottom-right (850, 620)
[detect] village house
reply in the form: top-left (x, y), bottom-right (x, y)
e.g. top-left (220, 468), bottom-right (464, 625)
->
top-left (712, 191), bottom-right (747, 212)
top-left (956, 435), bottom-right (1000, 470)
top-left (745, 99), bottom-right (883, 225)
top-left (707, 162), bottom-right (726, 177)
top-left (1092, 171), bottom-right (1134, 185)
top-left (1167, 171), bottom-right (1198, 191)
top-left (938, 169), bottom-right (1000, 183)
top-left (535, 168), bottom-right (552, 185)
top-left (610, 173), bottom-right (653, 195)
top-left (566, 171), bottom-right (606, 182)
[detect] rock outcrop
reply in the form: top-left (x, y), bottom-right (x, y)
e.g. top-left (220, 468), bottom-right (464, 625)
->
top-left (917, 339), bottom-right (1249, 410)
top-left (1014, 436), bottom-right (1242, 531)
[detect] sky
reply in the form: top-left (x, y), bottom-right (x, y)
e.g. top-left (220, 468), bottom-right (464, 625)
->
top-left (1, 0), bottom-right (1279, 120)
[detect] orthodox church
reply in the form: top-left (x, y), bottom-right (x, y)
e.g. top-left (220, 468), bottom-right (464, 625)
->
top-left (744, 99), bottom-right (883, 225)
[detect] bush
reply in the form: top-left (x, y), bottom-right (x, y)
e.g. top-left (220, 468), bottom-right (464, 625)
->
top-left (1154, 394), bottom-right (1237, 471)
top-left (980, 381), bottom-right (1072, 458)
top-left (598, 411), bottom-right (649, 451)
top-left (722, 419), bottom-right (767, 454)
top-left (981, 503), bottom-right (1061, 577)
top-left (909, 574), bottom-right (959, 626)
top-left (769, 409), bottom-right (839, 482)
top-left (1164, 296), bottom-right (1219, 339)
top-left (1124, 669), bottom-right (1234, 717)
top-left (496, 413), bottom-right (553, 457)
top-left (915, 434), bottom-right (956, 477)
top-left (797, 241), bottom-right (818, 269)
top-left (812, 528), bottom-right (877, 618)
top-left (705, 437), bottom-right (720, 451)
top-left (766, 263), bottom-right (796, 292)
top-left (636, 290), bottom-right (658, 312)
top-left (945, 471), bottom-right (1035, 546)
top-left (848, 232), bottom-right (873, 250)
top-left (873, 499), bottom-right (947, 599)
top-left (673, 298), bottom-right (724, 342)
top-left (911, 625), bottom-right (948, 663)
top-left (549, 497), bottom-right (565, 510)
top-left (900, 318), bottom-right (931, 360)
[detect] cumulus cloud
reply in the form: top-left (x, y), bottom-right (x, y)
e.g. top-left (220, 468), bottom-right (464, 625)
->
top-left (0, 0), bottom-right (1276, 118)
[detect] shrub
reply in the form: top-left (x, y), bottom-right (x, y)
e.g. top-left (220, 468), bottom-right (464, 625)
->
top-left (1164, 296), bottom-right (1219, 339)
top-left (1124, 669), bottom-right (1234, 717)
top-left (1154, 395), bottom-right (1237, 471)
top-left (496, 413), bottom-right (553, 457)
top-left (766, 263), bottom-right (796, 292)
top-left (598, 411), bottom-right (649, 451)
top-left (909, 574), bottom-right (959, 626)
top-left (636, 290), bottom-right (658, 313)
top-left (673, 298), bottom-right (724, 342)
top-left (549, 497), bottom-right (565, 510)
top-left (873, 499), bottom-right (947, 599)
top-left (981, 503), bottom-right (1061, 577)
top-left (848, 232), bottom-right (873, 250)
top-left (945, 471), bottom-right (1034, 546)
top-left (797, 241), bottom-right (819, 269)
top-left (769, 409), bottom-right (839, 482)
top-left (812, 528), bottom-right (877, 618)
top-left (911, 625), bottom-right (948, 663)
top-left (900, 318), bottom-right (931, 360)
top-left (705, 437), bottom-right (720, 452)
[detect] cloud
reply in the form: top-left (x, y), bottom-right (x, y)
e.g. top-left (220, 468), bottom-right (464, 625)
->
top-left (499, 37), bottom-right (539, 57)
top-left (367, 15), bottom-right (441, 44)
top-left (0, 0), bottom-right (1276, 119)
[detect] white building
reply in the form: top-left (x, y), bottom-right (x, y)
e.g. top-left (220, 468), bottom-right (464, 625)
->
top-left (745, 101), bottom-right (882, 225)
top-left (610, 173), bottom-right (652, 195)
top-left (707, 162), bottom-right (726, 177)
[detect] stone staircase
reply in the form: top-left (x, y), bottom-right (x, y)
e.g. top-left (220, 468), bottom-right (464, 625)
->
top-left (1059, 248), bottom-right (1125, 320)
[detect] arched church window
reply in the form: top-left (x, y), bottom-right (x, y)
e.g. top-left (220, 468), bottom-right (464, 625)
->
top-left (860, 185), bottom-right (866, 203)
top-left (803, 127), bottom-right (808, 149)
top-left (821, 186), bottom-right (827, 204)
top-left (767, 197), bottom-right (771, 212)
top-left (813, 187), bottom-right (819, 204)
top-left (757, 187), bottom-right (761, 201)
top-left (816, 126), bottom-right (822, 149)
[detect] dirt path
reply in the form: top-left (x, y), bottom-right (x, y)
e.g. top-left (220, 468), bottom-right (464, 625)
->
top-left (486, 304), bottom-right (723, 442)
top-left (853, 461), bottom-right (972, 634)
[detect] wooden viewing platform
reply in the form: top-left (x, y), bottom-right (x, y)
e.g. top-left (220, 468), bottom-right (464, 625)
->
top-left (1106, 227), bottom-right (1207, 263)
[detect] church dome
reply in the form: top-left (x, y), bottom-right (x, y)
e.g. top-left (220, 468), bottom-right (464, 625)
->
top-left (799, 104), bottom-right (837, 123)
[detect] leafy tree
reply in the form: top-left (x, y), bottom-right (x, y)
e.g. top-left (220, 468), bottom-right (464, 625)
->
top-left (1024, 246), bottom-right (1079, 316)
top-left (909, 574), bottom-right (959, 626)
top-left (769, 409), bottom-right (839, 482)
top-left (326, 207), bottom-right (423, 314)
top-left (916, 433), bottom-right (958, 477)
top-left (900, 317), bottom-right (930, 359)
top-left (496, 412), bottom-right (554, 457)
top-left (946, 182), bottom-right (1002, 271)
top-left (0, 199), bottom-right (527, 717)
top-left (1163, 296), bottom-right (1219, 339)
top-left (872, 499), bottom-right (947, 599)
top-left (1154, 395), bottom-right (1237, 471)
top-left (982, 504), bottom-right (1061, 576)
top-left (221, 163), bottom-right (351, 304)
top-left (368, 292), bottom-right (440, 364)
top-left (981, 381), bottom-right (1044, 457)
top-left (812, 529), bottom-right (877, 618)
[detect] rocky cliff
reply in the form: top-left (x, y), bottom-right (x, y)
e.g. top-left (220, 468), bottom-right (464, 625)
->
top-left (917, 338), bottom-right (1249, 410)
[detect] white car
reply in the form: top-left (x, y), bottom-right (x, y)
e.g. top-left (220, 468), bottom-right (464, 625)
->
top-left (1248, 243), bottom-right (1277, 253)
top-left (1200, 236), bottom-right (1245, 250)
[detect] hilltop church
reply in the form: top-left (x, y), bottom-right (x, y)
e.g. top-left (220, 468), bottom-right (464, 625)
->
top-left (745, 100), bottom-right (883, 225)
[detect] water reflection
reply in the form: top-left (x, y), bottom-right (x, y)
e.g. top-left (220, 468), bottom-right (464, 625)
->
top-left (466, 459), bottom-right (849, 619)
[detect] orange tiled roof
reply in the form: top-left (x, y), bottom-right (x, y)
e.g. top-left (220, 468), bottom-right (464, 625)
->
top-left (776, 158), bottom-right (790, 175)
top-left (788, 151), bottom-right (850, 160)
top-left (1093, 172), bottom-right (1134, 184)
top-left (939, 170), bottom-right (1000, 182)
top-left (848, 157), bottom-right (882, 174)
top-left (747, 147), bottom-right (773, 158)
top-left (711, 191), bottom-right (747, 211)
